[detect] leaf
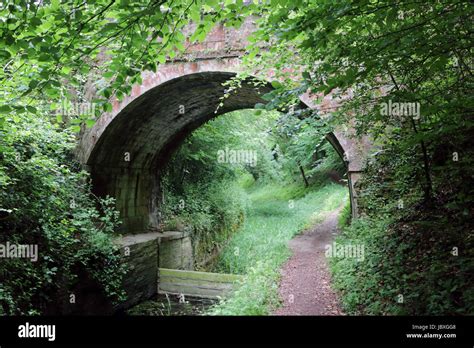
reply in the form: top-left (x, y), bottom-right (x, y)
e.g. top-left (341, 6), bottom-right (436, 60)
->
top-left (25, 106), bottom-right (37, 113)
top-left (157, 55), bottom-right (166, 64)
top-left (86, 119), bottom-right (96, 128)
top-left (61, 66), bottom-right (72, 75)
top-left (271, 80), bottom-right (282, 89)
top-left (175, 41), bottom-right (185, 52)
top-left (0, 50), bottom-right (11, 59)
top-left (0, 105), bottom-right (12, 114)
top-left (103, 71), bottom-right (115, 79)
top-left (190, 9), bottom-right (201, 23)
top-left (51, 0), bottom-right (60, 10)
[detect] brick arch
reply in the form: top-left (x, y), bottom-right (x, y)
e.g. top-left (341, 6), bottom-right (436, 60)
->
top-left (77, 57), bottom-right (244, 166)
top-left (82, 70), bottom-right (356, 234)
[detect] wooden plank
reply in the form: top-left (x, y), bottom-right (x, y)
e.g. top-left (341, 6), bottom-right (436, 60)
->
top-left (159, 268), bottom-right (242, 283)
top-left (159, 284), bottom-right (233, 298)
top-left (160, 284), bottom-right (232, 297)
top-left (158, 268), bottom-right (243, 299)
top-left (159, 278), bottom-right (235, 289)
top-left (160, 274), bottom-right (240, 284)
top-left (160, 279), bottom-right (235, 290)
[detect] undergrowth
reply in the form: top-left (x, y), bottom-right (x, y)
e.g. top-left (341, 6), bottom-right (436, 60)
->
top-left (209, 181), bottom-right (347, 315)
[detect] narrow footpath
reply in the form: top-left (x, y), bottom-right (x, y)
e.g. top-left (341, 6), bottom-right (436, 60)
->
top-left (274, 208), bottom-right (345, 315)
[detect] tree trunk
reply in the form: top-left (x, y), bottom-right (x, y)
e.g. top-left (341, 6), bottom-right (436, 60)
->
top-left (299, 164), bottom-right (309, 187)
top-left (410, 118), bottom-right (433, 202)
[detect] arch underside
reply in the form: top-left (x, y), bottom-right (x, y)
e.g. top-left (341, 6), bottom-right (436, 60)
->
top-left (87, 72), bottom-right (349, 234)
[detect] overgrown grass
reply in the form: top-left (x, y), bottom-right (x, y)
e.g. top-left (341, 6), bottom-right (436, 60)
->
top-left (208, 180), bottom-right (348, 315)
top-left (337, 200), bottom-right (351, 229)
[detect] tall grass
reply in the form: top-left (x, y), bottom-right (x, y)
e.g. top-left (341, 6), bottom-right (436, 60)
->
top-left (208, 181), bottom-right (348, 315)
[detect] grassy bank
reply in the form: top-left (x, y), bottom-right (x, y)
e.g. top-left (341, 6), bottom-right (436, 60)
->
top-left (208, 180), bottom-right (348, 315)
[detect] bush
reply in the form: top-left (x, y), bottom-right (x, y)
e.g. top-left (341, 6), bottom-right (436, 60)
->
top-left (337, 200), bottom-right (351, 229)
top-left (331, 215), bottom-right (473, 315)
top-left (0, 116), bottom-right (125, 315)
top-left (330, 138), bottom-right (474, 315)
top-left (160, 178), bottom-right (248, 269)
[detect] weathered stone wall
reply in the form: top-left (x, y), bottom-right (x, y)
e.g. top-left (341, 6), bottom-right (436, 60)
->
top-left (114, 231), bottom-right (195, 309)
top-left (159, 231), bottom-right (194, 270)
top-left (115, 232), bottom-right (160, 309)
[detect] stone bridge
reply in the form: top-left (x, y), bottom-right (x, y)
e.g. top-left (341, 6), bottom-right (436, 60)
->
top-left (76, 18), bottom-right (371, 239)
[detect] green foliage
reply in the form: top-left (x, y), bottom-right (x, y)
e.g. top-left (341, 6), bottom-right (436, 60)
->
top-left (209, 182), bottom-right (347, 315)
top-left (243, 0), bottom-right (474, 316)
top-left (337, 199), bottom-right (351, 229)
top-left (210, 259), bottom-right (281, 315)
top-left (331, 127), bottom-right (474, 315)
top-left (159, 109), bottom-right (279, 268)
top-left (246, 0), bottom-right (473, 200)
top-left (0, 115), bottom-right (125, 315)
top-left (0, 0), bottom-right (260, 130)
top-left (331, 215), bottom-right (474, 315)
top-left (161, 178), bottom-right (248, 269)
top-left (271, 112), bottom-right (330, 180)
top-left (162, 109), bottom-right (281, 189)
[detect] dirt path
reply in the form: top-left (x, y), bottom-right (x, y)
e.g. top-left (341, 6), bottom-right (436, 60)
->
top-left (273, 208), bottom-right (344, 315)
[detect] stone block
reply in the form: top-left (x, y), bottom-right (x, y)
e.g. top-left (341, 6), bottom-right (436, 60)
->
top-left (158, 231), bottom-right (194, 270)
top-left (114, 232), bottom-right (162, 309)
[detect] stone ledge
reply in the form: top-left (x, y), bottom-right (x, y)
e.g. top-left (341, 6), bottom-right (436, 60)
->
top-left (114, 230), bottom-right (190, 247)
top-left (115, 231), bottom-right (162, 247)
